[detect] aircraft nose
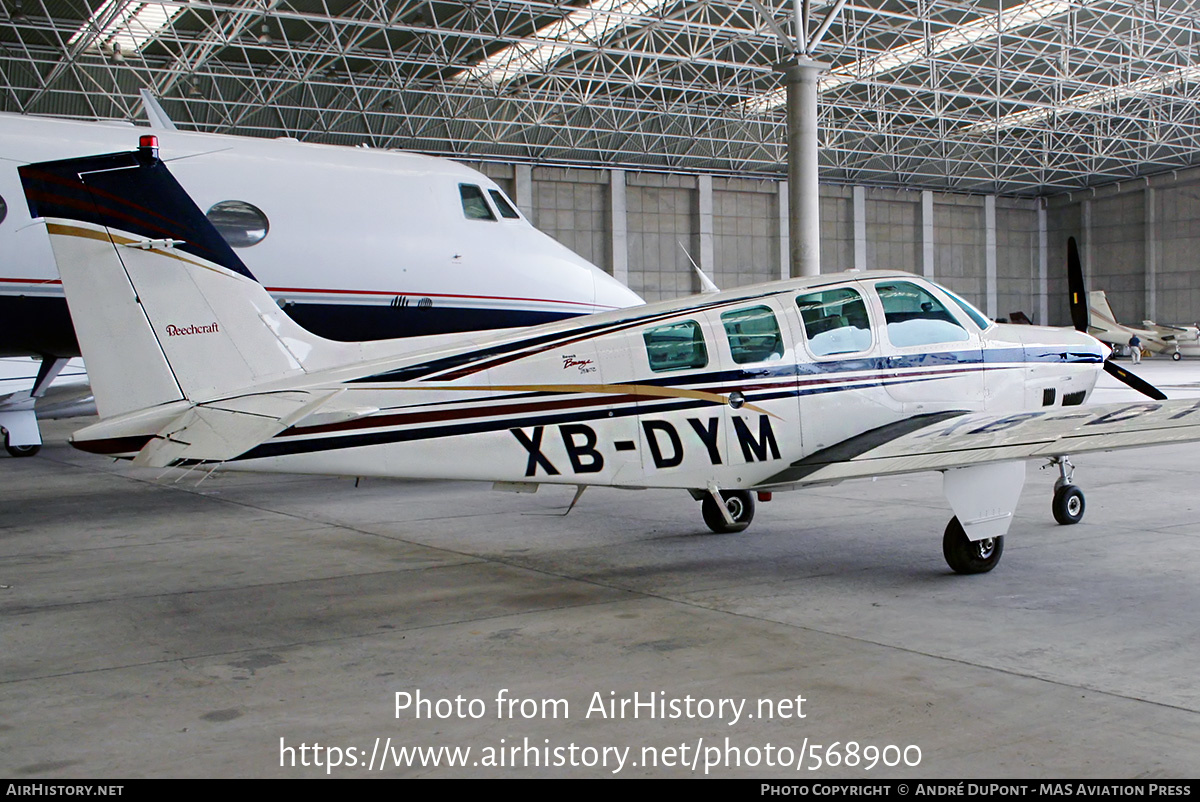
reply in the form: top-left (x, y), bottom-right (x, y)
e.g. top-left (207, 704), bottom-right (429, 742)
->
top-left (593, 271), bottom-right (645, 310)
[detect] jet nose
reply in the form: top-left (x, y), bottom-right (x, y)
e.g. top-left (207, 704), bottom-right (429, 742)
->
top-left (593, 271), bottom-right (645, 310)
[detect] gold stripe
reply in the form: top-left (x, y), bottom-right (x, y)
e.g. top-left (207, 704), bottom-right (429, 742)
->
top-left (45, 222), bottom-right (231, 277)
top-left (362, 381), bottom-right (781, 419)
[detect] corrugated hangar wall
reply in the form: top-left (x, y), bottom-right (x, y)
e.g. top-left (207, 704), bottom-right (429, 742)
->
top-left (477, 159), bottom-right (1200, 329)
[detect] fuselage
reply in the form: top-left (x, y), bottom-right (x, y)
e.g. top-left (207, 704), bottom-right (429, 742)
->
top-left (75, 270), bottom-right (1107, 491)
top-left (0, 113), bottom-right (643, 357)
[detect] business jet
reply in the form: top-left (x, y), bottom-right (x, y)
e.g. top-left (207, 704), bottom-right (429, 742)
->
top-left (0, 110), bottom-right (643, 455)
top-left (22, 138), bottom-right (1200, 575)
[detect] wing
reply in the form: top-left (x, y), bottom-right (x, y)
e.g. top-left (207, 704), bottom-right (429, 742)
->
top-left (764, 400), bottom-right (1200, 487)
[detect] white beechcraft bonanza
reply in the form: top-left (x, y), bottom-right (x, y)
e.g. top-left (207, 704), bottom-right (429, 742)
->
top-left (22, 139), bottom-right (1200, 574)
top-left (0, 110), bottom-right (642, 455)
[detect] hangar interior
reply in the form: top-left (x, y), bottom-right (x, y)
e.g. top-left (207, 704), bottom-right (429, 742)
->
top-left (5, 0), bottom-right (1200, 780)
top-left (4, 0), bottom-right (1200, 321)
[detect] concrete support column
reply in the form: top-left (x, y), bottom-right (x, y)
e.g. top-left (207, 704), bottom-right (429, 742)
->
top-left (852, 185), bottom-right (866, 272)
top-left (921, 190), bottom-right (934, 278)
top-left (698, 174), bottom-right (714, 282)
top-left (609, 169), bottom-right (628, 285)
top-left (777, 180), bottom-right (790, 280)
top-left (1038, 204), bottom-right (1048, 326)
top-left (785, 59), bottom-right (825, 276)
top-left (1145, 186), bottom-right (1157, 322)
top-left (514, 164), bottom-right (534, 221)
top-left (1081, 198), bottom-right (1093, 286)
top-left (985, 195), bottom-right (997, 320)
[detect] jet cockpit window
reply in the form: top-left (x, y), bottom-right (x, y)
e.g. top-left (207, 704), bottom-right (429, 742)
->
top-left (0, 194), bottom-right (7, 226)
top-left (721, 306), bottom-right (783, 364)
top-left (459, 184), bottom-right (496, 220)
top-left (488, 189), bottom-right (521, 219)
top-left (795, 287), bottom-right (873, 356)
top-left (643, 320), bottom-right (708, 372)
top-left (205, 201), bottom-right (269, 248)
top-left (876, 281), bottom-right (970, 347)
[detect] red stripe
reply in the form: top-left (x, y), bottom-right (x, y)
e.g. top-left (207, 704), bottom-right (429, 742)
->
top-left (0, 276), bottom-right (616, 309)
top-left (264, 285), bottom-right (615, 308)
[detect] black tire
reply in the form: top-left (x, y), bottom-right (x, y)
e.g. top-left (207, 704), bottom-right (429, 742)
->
top-left (701, 490), bottom-right (755, 534)
top-left (1173, 351), bottom-right (1183, 361)
top-left (942, 516), bottom-right (1004, 574)
top-left (3, 435), bottom-right (40, 458)
top-left (1052, 484), bottom-right (1085, 525)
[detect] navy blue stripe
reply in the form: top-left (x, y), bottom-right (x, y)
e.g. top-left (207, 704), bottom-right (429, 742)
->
top-left (19, 149), bottom-right (256, 280)
top-left (355, 346), bottom-right (1102, 391)
top-left (213, 373), bottom-right (965, 464)
top-left (351, 289), bottom-right (794, 383)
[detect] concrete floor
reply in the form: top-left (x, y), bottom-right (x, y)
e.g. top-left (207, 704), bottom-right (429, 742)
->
top-left (3, 361), bottom-right (1200, 778)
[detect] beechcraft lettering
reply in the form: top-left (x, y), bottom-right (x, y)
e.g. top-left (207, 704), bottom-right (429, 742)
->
top-left (26, 141), bottom-right (1200, 576)
top-left (165, 323), bottom-right (220, 337)
top-left (511, 416), bottom-right (781, 476)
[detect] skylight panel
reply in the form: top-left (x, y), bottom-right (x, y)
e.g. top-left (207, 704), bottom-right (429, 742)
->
top-left (68, 0), bottom-right (184, 54)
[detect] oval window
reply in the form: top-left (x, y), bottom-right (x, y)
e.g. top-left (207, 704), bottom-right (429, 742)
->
top-left (0, 194), bottom-right (7, 226)
top-left (206, 200), bottom-right (269, 247)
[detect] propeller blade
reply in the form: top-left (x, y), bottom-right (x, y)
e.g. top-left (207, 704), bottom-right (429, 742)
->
top-left (1067, 236), bottom-right (1089, 333)
top-left (1104, 360), bottom-right (1167, 401)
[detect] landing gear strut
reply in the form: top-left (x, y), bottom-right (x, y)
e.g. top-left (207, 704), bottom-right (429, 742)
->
top-left (1048, 456), bottom-right (1085, 525)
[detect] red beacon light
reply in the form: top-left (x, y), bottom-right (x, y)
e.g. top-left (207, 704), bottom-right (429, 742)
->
top-left (138, 134), bottom-right (159, 159)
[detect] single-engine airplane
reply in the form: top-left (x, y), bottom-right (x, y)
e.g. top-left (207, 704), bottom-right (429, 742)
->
top-left (22, 139), bottom-right (1200, 574)
top-left (0, 108), bottom-right (642, 455)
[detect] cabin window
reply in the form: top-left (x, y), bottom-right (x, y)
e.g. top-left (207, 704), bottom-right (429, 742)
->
top-left (488, 189), bottom-right (521, 219)
top-left (459, 184), bottom-right (496, 220)
top-left (941, 286), bottom-right (992, 330)
top-left (721, 306), bottom-right (783, 364)
top-left (876, 281), bottom-right (970, 347)
top-left (0, 194), bottom-right (7, 226)
top-left (643, 320), bottom-right (708, 372)
top-left (796, 287), bottom-right (873, 356)
top-left (206, 200), bottom-right (269, 248)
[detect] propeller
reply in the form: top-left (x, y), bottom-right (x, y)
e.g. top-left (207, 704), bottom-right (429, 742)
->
top-left (1067, 236), bottom-right (1167, 401)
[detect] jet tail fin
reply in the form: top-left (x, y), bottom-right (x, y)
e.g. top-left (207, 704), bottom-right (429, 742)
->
top-left (19, 138), bottom-right (350, 419)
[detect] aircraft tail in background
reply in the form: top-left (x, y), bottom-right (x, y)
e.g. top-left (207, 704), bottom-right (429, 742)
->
top-left (19, 137), bottom-right (362, 419)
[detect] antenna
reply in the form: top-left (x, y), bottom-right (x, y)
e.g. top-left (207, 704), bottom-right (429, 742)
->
top-left (678, 241), bottom-right (719, 294)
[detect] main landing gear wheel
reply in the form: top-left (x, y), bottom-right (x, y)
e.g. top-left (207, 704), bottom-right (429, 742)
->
top-left (702, 490), bottom-right (755, 534)
top-left (3, 436), bottom-right (40, 458)
top-left (942, 516), bottom-right (1004, 574)
top-left (1173, 351), bottom-right (1183, 361)
top-left (1052, 484), bottom-right (1085, 525)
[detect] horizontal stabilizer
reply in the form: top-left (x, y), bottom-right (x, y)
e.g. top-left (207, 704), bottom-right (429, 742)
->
top-left (131, 391), bottom-right (335, 467)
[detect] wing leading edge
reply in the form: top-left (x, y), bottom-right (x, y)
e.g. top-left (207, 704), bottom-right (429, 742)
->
top-left (764, 400), bottom-right (1200, 487)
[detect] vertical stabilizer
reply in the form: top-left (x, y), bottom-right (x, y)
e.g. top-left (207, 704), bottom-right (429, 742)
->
top-left (1088, 290), bottom-right (1118, 330)
top-left (20, 139), bottom-right (347, 418)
